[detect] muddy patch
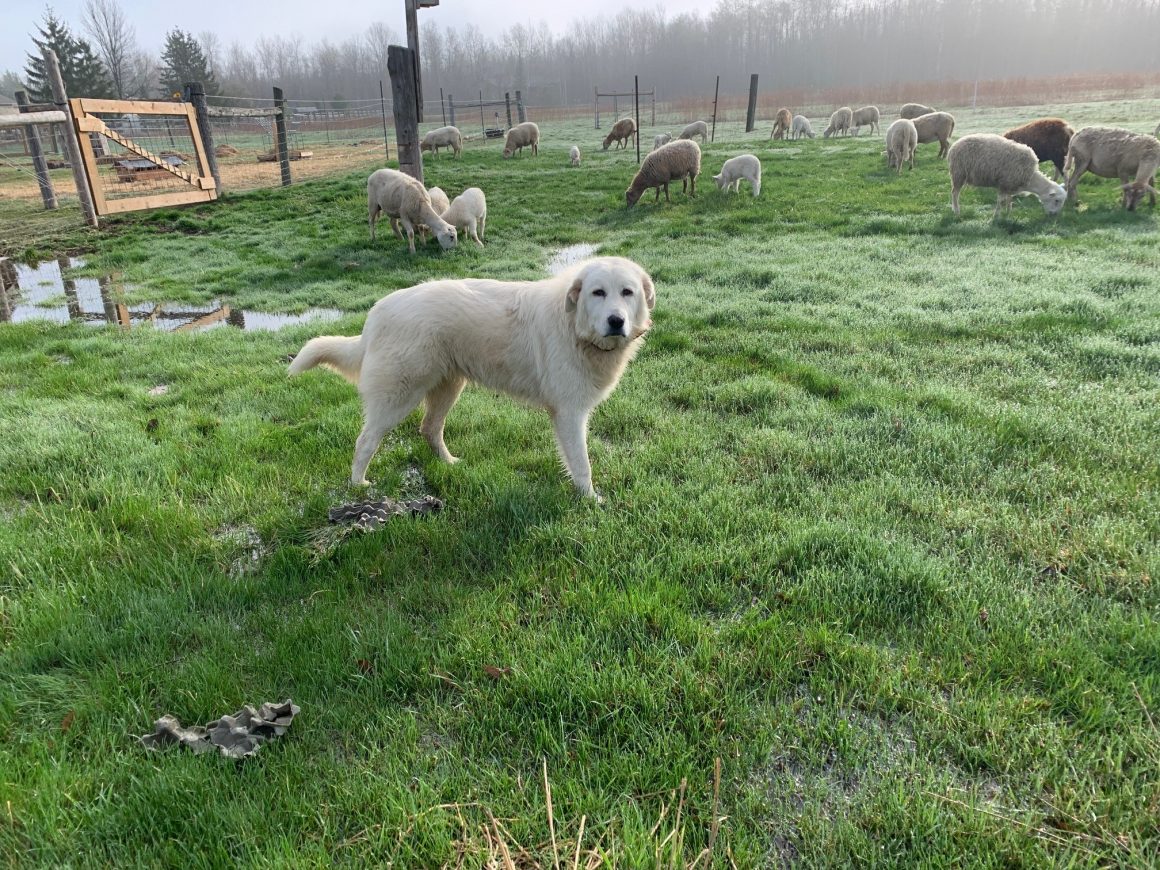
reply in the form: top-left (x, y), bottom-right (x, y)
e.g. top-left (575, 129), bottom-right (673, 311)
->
top-left (0, 257), bottom-right (342, 332)
top-left (546, 243), bottom-right (598, 275)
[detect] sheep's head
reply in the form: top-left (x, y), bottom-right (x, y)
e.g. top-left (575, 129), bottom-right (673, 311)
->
top-left (625, 186), bottom-right (643, 208)
top-left (1040, 181), bottom-right (1067, 215)
top-left (1121, 181), bottom-right (1157, 211)
top-left (602, 137), bottom-right (611, 151)
top-left (502, 147), bottom-right (513, 159)
top-left (711, 173), bottom-right (726, 189)
top-left (823, 127), bottom-right (833, 139)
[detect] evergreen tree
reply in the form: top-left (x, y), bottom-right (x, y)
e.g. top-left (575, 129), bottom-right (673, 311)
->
top-left (23, 9), bottom-right (113, 102)
top-left (158, 29), bottom-right (218, 98)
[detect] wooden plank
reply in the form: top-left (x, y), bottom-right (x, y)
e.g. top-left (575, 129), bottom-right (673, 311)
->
top-left (100, 189), bottom-right (215, 214)
top-left (0, 111), bottom-right (67, 128)
top-left (46, 54), bottom-right (97, 227)
top-left (71, 101), bottom-right (109, 216)
top-left (174, 305), bottom-right (229, 333)
top-left (184, 103), bottom-right (217, 196)
top-left (185, 88), bottom-right (220, 194)
top-left (75, 98), bottom-right (189, 116)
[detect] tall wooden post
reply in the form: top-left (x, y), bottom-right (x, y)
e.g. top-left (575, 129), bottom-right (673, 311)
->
top-left (711, 75), bottom-right (720, 143)
top-left (405, 0), bottom-right (423, 121)
top-left (440, 87), bottom-right (446, 125)
top-left (272, 87), bottom-right (292, 186)
top-left (634, 75), bottom-right (641, 165)
top-left (478, 90), bottom-right (484, 137)
top-left (515, 90), bottom-right (526, 123)
top-left (745, 74), bottom-right (759, 133)
top-left (42, 48), bottom-right (97, 227)
top-left (505, 92), bottom-right (512, 129)
top-left (651, 89), bottom-right (655, 125)
top-left (594, 87), bottom-right (599, 129)
top-left (379, 80), bottom-right (391, 160)
top-left (15, 90), bottom-right (56, 210)
top-left (185, 81), bottom-right (221, 193)
top-left (387, 45), bottom-right (423, 184)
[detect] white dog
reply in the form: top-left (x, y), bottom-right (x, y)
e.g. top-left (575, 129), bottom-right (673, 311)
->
top-left (289, 257), bottom-right (655, 497)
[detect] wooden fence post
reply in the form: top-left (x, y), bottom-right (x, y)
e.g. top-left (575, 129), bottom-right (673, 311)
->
top-left (272, 86), bottom-right (291, 187)
top-left (711, 75), bottom-right (720, 143)
top-left (515, 90), bottom-right (526, 123)
top-left (634, 75), bottom-right (641, 164)
top-left (387, 45), bottom-right (423, 184)
top-left (41, 48), bottom-right (97, 227)
top-left (594, 87), bottom-right (599, 129)
top-left (505, 92), bottom-right (512, 129)
top-left (15, 90), bottom-right (57, 210)
top-left (745, 74), bottom-right (759, 133)
top-left (440, 87), bottom-right (446, 125)
top-left (185, 81), bottom-right (221, 193)
top-left (379, 80), bottom-right (391, 160)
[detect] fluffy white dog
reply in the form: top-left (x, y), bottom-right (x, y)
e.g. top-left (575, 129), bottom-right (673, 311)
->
top-left (290, 256), bottom-right (655, 497)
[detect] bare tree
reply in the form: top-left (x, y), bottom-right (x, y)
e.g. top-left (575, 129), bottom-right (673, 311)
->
top-left (82, 0), bottom-right (138, 99)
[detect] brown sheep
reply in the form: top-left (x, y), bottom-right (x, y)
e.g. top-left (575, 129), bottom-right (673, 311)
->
top-left (770, 108), bottom-right (792, 140)
top-left (1003, 118), bottom-right (1075, 181)
top-left (625, 140), bottom-right (701, 207)
top-left (603, 117), bottom-right (637, 151)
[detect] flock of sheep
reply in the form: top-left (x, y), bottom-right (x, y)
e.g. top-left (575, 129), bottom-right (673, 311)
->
top-left (367, 103), bottom-right (1160, 254)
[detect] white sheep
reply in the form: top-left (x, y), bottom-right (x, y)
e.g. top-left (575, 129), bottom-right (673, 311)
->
top-left (441, 187), bottom-right (488, 247)
top-left (823, 107), bottom-right (853, 138)
top-left (603, 117), bottom-right (637, 151)
top-left (947, 134), bottom-right (1067, 219)
top-left (503, 121), bottom-right (540, 158)
top-left (885, 118), bottom-right (917, 173)
top-left (712, 154), bottom-right (761, 197)
top-left (418, 186), bottom-right (451, 244)
top-left (677, 120), bottom-right (709, 143)
top-left (852, 105), bottom-right (881, 135)
top-left (1066, 126), bottom-right (1160, 211)
top-left (570, 145), bottom-right (581, 167)
top-left (790, 115), bottom-right (815, 140)
top-left (912, 111), bottom-right (956, 158)
top-left (626, 140), bottom-right (701, 207)
top-left (900, 103), bottom-right (935, 120)
top-left (367, 168), bottom-right (457, 253)
top-left (653, 132), bottom-right (672, 150)
top-left (419, 125), bottom-right (462, 158)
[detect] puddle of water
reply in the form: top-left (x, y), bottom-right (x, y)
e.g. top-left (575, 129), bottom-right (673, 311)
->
top-left (0, 256), bottom-right (342, 333)
top-left (546, 243), bottom-right (598, 275)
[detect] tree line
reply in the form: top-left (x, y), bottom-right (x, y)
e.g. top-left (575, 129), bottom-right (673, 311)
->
top-left (5, 0), bottom-right (1160, 108)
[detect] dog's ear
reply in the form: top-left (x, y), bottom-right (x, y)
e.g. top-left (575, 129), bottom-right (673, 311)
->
top-left (565, 276), bottom-right (582, 313)
top-left (640, 270), bottom-right (656, 310)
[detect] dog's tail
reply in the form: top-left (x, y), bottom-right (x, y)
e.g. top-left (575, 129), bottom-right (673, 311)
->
top-left (288, 334), bottom-right (364, 383)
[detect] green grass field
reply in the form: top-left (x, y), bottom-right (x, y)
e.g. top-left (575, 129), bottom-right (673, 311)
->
top-left (1, 100), bottom-right (1158, 866)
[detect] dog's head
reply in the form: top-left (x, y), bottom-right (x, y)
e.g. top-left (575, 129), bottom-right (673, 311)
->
top-left (564, 257), bottom-right (655, 352)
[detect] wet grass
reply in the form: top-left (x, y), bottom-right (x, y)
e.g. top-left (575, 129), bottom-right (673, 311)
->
top-left (1, 111), bottom-right (1158, 866)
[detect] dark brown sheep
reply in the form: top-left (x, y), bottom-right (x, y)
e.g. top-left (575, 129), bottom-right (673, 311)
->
top-left (1003, 118), bottom-right (1075, 181)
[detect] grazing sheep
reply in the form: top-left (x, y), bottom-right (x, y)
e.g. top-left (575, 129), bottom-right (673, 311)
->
top-left (885, 118), bottom-right (918, 173)
top-left (1066, 126), bottom-right (1160, 210)
top-left (441, 187), bottom-right (488, 247)
top-left (1003, 118), bottom-right (1075, 181)
top-left (625, 139), bottom-right (701, 207)
top-left (947, 134), bottom-right (1067, 219)
top-left (791, 115), bottom-right (815, 140)
top-left (367, 168), bottom-right (457, 253)
top-left (603, 117), bottom-right (637, 151)
top-left (418, 186), bottom-right (451, 244)
top-left (912, 111), bottom-right (956, 158)
top-left (503, 121), bottom-right (540, 158)
top-left (678, 120), bottom-right (709, 143)
top-left (900, 103), bottom-right (935, 120)
top-left (852, 105), bottom-right (881, 135)
top-left (570, 145), bottom-right (581, 167)
top-left (420, 125), bottom-right (462, 158)
top-left (770, 108), bottom-right (793, 140)
top-left (653, 132), bottom-right (672, 150)
top-left (823, 107), bottom-right (853, 138)
top-left (712, 154), bottom-right (761, 197)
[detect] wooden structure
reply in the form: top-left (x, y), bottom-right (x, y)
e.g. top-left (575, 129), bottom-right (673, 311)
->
top-left (388, 45), bottom-right (424, 184)
top-left (70, 97), bottom-right (217, 215)
top-left (44, 47), bottom-right (98, 226)
top-left (595, 86), bottom-right (655, 129)
top-left (445, 93), bottom-right (518, 137)
top-left (115, 154), bottom-right (185, 183)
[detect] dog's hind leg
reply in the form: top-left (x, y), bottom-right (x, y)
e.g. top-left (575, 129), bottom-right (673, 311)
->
top-left (420, 375), bottom-right (466, 463)
top-left (351, 382), bottom-right (426, 486)
top-left (550, 408), bottom-right (595, 498)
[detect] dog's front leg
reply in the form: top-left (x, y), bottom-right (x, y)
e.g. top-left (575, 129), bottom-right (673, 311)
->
top-left (551, 409), bottom-right (595, 498)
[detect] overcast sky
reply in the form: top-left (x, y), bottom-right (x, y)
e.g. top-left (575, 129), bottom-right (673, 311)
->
top-left (3, 0), bottom-right (707, 76)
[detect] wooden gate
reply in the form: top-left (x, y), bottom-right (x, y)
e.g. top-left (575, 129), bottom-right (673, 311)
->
top-left (70, 98), bottom-right (217, 216)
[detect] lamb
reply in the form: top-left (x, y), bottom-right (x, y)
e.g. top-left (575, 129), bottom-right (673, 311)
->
top-left (1003, 118), bottom-right (1075, 180)
top-left (419, 125), bottom-right (462, 158)
top-left (367, 168), bottom-right (457, 253)
top-left (912, 111), bottom-right (956, 158)
top-left (625, 139), bottom-right (701, 207)
top-left (946, 134), bottom-right (1067, 219)
top-left (885, 118), bottom-right (917, 173)
top-left (852, 105), bottom-right (881, 135)
top-left (502, 121), bottom-right (540, 158)
top-left (570, 145), bottom-right (581, 167)
top-left (653, 132), bottom-right (672, 150)
top-left (823, 107), bottom-right (853, 138)
top-left (603, 117), bottom-right (637, 151)
top-left (770, 108), bottom-right (793, 140)
top-left (900, 103), bottom-right (935, 120)
top-left (712, 154), bottom-right (761, 197)
top-left (418, 186), bottom-right (451, 244)
top-left (790, 115), bottom-right (815, 140)
top-left (441, 187), bottom-right (488, 247)
top-left (677, 120), bottom-right (709, 143)
top-left (1065, 126), bottom-right (1160, 210)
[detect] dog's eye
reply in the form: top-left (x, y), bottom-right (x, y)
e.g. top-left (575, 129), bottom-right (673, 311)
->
top-left (621, 288), bottom-right (633, 297)
top-left (592, 288), bottom-right (606, 297)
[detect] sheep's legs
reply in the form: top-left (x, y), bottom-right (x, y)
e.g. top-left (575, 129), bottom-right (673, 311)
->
top-left (951, 183), bottom-right (963, 216)
top-left (389, 216), bottom-right (404, 240)
top-left (1066, 159), bottom-right (1090, 202)
top-left (369, 205), bottom-right (380, 240)
top-left (401, 219), bottom-right (417, 254)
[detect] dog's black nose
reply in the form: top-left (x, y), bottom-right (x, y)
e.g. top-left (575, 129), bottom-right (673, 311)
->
top-left (607, 315), bottom-right (625, 333)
